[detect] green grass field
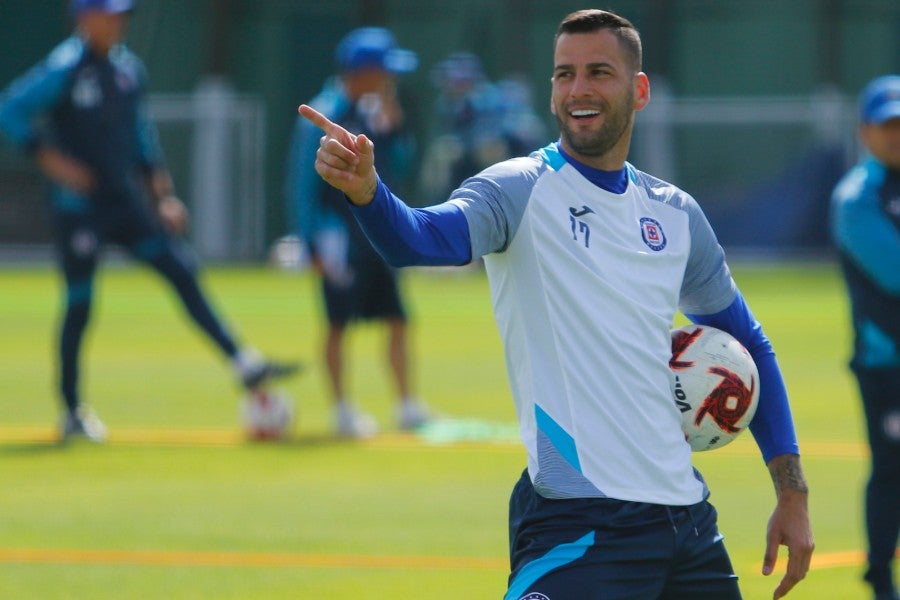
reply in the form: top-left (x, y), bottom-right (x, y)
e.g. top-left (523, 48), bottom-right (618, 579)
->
top-left (0, 260), bottom-right (879, 599)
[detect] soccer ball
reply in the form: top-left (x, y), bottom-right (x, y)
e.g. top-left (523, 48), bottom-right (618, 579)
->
top-left (669, 324), bottom-right (760, 452)
top-left (241, 388), bottom-right (294, 441)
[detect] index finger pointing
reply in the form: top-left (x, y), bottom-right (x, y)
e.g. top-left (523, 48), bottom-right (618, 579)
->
top-left (298, 104), bottom-right (336, 132)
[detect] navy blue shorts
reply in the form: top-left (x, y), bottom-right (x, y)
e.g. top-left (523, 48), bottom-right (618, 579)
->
top-left (506, 470), bottom-right (742, 600)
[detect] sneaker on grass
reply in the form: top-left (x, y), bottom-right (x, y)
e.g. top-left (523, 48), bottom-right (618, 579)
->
top-left (61, 407), bottom-right (107, 443)
top-left (335, 402), bottom-right (378, 438)
top-left (235, 349), bottom-right (302, 390)
top-left (397, 398), bottom-right (431, 431)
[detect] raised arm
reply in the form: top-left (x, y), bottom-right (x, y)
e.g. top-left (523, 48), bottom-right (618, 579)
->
top-left (297, 104), bottom-right (472, 267)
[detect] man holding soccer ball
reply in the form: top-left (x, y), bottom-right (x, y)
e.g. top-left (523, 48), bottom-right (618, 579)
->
top-left (299, 9), bottom-right (814, 599)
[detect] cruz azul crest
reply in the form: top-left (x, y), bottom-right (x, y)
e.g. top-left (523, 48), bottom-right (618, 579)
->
top-left (639, 217), bottom-right (666, 251)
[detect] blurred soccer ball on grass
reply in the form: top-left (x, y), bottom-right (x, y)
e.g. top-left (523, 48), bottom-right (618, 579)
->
top-left (241, 388), bottom-right (295, 441)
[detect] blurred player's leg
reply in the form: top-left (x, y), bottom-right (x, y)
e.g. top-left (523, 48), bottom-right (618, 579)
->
top-left (857, 368), bottom-right (900, 600)
top-left (56, 215), bottom-right (106, 442)
top-left (132, 232), bottom-right (298, 389)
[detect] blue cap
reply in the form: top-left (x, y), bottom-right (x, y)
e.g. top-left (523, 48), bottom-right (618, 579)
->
top-left (859, 75), bottom-right (900, 125)
top-left (71, 0), bottom-right (136, 15)
top-left (335, 27), bottom-right (418, 74)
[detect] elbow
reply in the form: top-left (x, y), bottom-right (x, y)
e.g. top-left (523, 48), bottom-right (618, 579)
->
top-left (379, 248), bottom-right (420, 268)
top-left (382, 253), bottom-right (414, 268)
top-left (376, 244), bottom-right (459, 269)
top-left (369, 241), bottom-right (414, 268)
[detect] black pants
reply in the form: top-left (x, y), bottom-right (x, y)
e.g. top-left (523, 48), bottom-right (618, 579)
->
top-left (854, 366), bottom-right (900, 595)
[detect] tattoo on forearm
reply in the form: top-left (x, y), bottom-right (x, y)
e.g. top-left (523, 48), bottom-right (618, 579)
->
top-left (770, 454), bottom-right (809, 495)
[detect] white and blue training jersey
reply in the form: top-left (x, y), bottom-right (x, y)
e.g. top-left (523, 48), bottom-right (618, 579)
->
top-left (352, 142), bottom-right (798, 505)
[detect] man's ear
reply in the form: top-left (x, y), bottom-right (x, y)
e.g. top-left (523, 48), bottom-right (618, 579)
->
top-left (634, 72), bottom-right (650, 111)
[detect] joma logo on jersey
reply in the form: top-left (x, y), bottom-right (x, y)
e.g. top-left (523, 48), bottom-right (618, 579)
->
top-left (569, 205), bottom-right (593, 248)
top-left (639, 217), bottom-right (666, 251)
top-left (569, 205), bottom-right (594, 217)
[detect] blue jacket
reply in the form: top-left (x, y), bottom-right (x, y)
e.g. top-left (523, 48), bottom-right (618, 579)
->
top-left (0, 35), bottom-right (165, 212)
top-left (831, 156), bottom-right (900, 369)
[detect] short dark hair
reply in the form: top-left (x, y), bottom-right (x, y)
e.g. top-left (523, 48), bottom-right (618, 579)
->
top-left (555, 9), bottom-right (642, 72)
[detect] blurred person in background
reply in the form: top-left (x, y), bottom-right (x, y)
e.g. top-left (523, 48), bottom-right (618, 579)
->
top-left (420, 52), bottom-right (545, 204)
top-left (0, 0), bottom-right (298, 442)
top-left (299, 9), bottom-right (813, 598)
top-left (285, 26), bottom-right (429, 437)
top-left (830, 74), bottom-right (900, 600)
top-left (495, 74), bottom-right (548, 157)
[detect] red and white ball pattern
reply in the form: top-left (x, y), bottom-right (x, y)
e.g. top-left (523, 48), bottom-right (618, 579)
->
top-left (670, 325), bottom-right (760, 451)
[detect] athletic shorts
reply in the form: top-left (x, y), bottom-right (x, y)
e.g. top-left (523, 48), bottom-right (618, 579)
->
top-left (322, 254), bottom-right (406, 326)
top-left (506, 470), bottom-right (742, 600)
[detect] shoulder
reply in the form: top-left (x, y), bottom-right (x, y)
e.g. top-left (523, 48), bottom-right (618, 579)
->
top-left (44, 36), bottom-right (88, 73)
top-left (479, 153), bottom-right (546, 184)
top-left (449, 153), bottom-right (545, 220)
top-left (477, 142), bottom-right (568, 187)
top-left (628, 163), bottom-right (702, 215)
top-left (0, 36), bottom-right (83, 104)
top-left (832, 158), bottom-right (884, 208)
top-left (109, 45), bottom-right (148, 83)
top-left (451, 153), bottom-right (547, 205)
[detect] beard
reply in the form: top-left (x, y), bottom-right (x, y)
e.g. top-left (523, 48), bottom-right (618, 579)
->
top-left (555, 88), bottom-right (634, 158)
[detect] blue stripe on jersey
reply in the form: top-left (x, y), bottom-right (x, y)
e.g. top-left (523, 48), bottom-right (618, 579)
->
top-left (626, 163), bottom-right (637, 183)
top-left (535, 404), bottom-right (582, 474)
top-left (686, 293), bottom-right (799, 462)
top-left (536, 142), bottom-right (567, 171)
top-left (504, 531), bottom-right (595, 600)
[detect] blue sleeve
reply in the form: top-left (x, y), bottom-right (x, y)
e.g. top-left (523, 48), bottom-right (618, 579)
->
top-left (349, 178), bottom-right (472, 267)
top-left (686, 293), bottom-right (799, 463)
top-left (0, 47), bottom-right (73, 152)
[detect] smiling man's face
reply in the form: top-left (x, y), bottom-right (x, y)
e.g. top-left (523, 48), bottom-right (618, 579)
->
top-left (551, 29), bottom-right (648, 170)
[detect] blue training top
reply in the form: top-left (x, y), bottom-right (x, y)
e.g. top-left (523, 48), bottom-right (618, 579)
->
top-left (0, 35), bottom-right (165, 212)
top-left (831, 156), bottom-right (900, 369)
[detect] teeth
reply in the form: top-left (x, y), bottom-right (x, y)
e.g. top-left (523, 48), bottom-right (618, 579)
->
top-left (571, 109), bottom-right (600, 117)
